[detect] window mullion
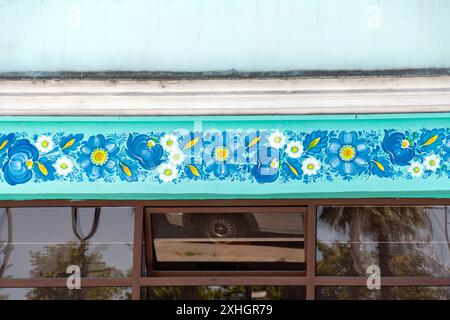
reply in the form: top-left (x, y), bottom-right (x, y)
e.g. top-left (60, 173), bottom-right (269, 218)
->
top-left (306, 204), bottom-right (317, 300)
top-left (131, 205), bottom-right (144, 300)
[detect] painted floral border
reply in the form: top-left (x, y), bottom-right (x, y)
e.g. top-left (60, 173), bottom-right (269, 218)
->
top-left (0, 128), bottom-right (449, 186)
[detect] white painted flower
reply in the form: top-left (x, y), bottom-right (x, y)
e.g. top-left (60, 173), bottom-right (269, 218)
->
top-left (53, 156), bottom-right (74, 176)
top-left (168, 149), bottom-right (186, 165)
top-left (158, 163), bottom-right (178, 183)
top-left (286, 141), bottom-right (304, 158)
top-left (423, 154), bottom-right (440, 171)
top-left (302, 157), bottom-right (321, 176)
top-left (160, 134), bottom-right (179, 152)
top-left (35, 135), bottom-right (54, 153)
top-left (270, 159), bottom-right (279, 169)
top-left (268, 130), bottom-right (287, 149)
top-left (400, 139), bottom-right (411, 149)
top-left (408, 161), bottom-right (424, 177)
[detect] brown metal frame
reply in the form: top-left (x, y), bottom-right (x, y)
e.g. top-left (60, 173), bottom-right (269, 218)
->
top-left (0, 199), bottom-right (449, 300)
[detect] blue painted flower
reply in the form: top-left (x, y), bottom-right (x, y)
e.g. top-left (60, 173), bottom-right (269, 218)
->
top-left (444, 137), bottom-right (450, 162)
top-left (282, 158), bottom-right (303, 180)
top-left (326, 131), bottom-right (370, 176)
top-left (418, 129), bottom-right (445, 153)
top-left (206, 157), bottom-right (238, 179)
top-left (252, 162), bottom-right (279, 183)
top-left (117, 160), bottom-right (139, 182)
top-left (78, 134), bottom-right (120, 179)
top-left (203, 132), bottom-right (242, 179)
top-left (303, 130), bottom-right (328, 154)
top-left (0, 133), bottom-right (15, 155)
top-left (33, 157), bottom-right (56, 182)
top-left (2, 139), bottom-right (39, 185)
top-left (370, 156), bottom-right (391, 178)
top-left (126, 134), bottom-right (164, 170)
top-left (382, 130), bottom-right (415, 166)
top-left (251, 146), bottom-right (280, 183)
top-left (60, 134), bottom-right (84, 153)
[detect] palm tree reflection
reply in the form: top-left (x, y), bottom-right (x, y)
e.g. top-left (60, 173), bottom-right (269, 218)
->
top-left (317, 206), bottom-right (450, 299)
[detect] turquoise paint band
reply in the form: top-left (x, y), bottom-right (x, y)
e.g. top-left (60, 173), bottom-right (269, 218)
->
top-left (0, 114), bottom-right (449, 200)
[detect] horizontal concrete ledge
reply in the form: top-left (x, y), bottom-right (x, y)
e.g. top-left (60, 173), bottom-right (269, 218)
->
top-left (2, 69), bottom-right (450, 80)
top-left (1, 76), bottom-right (450, 115)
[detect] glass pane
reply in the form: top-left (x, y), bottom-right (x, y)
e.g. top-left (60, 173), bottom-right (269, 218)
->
top-left (144, 286), bottom-right (305, 300)
top-left (316, 286), bottom-right (450, 300)
top-left (0, 287), bottom-right (131, 300)
top-left (316, 206), bottom-right (450, 277)
top-left (0, 207), bottom-right (134, 278)
top-left (150, 210), bottom-right (304, 271)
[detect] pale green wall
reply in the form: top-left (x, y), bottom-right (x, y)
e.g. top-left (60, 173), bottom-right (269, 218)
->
top-left (0, 114), bottom-right (449, 200)
top-left (0, 0), bottom-right (449, 73)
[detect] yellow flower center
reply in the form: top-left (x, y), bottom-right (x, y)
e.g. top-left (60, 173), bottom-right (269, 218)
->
top-left (401, 139), bottom-right (410, 148)
top-left (90, 148), bottom-right (108, 166)
top-left (167, 140), bottom-right (173, 146)
top-left (164, 169), bottom-right (172, 176)
top-left (41, 140), bottom-right (49, 148)
top-left (307, 163), bottom-right (315, 170)
top-left (274, 136), bottom-right (282, 143)
top-left (413, 167), bottom-right (420, 173)
top-left (25, 160), bottom-right (33, 169)
top-left (60, 163), bottom-right (68, 169)
top-left (429, 160), bottom-right (435, 166)
top-left (214, 147), bottom-right (229, 162)
top-left (270, 159), bottom-right (279, 169)
top-left (339, 145), bottom-right (356, 162)
top-left (147, 140), bottom-right (156, 148)
top-left (291, 146), bottom-right (299, 153)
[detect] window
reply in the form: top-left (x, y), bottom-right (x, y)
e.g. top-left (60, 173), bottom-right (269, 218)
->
top-left (316, 286), bottom-right (450, 300)
top-left (313, 204), bottom-right (450, 300)
top-left (142, 286), bottom-right (306, 300)
top-left (0, 207), bottom-right (134, 279)
top-left (0, 200), bottom-right (449, 299)
top-left (316, 206), bottom-right (450, 277)
top-left (147, 207), bottom-right (305, 272)
top-left (0, 287), bottom-right (132, 300)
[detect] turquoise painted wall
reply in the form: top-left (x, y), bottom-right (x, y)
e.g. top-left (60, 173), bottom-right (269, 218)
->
top-left (0, 114), bottom-right (449, 200)
top-left (0, 0), bottom-right (449, 73)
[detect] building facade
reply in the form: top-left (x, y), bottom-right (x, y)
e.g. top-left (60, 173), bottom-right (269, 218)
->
top-left (0, 0), bottom-right (449, 300)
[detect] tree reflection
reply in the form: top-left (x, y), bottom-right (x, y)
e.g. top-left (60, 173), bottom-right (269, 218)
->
top-left (148, 286), bottom-right (303, 300)
top-left (317, 286), bottom-right (450, 300)
top-left (26, 242), bottom-right (130, 300)
top-left (317, 207), bottom-right (450, 299)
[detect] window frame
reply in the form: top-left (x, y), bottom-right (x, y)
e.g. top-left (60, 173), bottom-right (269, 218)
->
top-left (0, 199), bottom-right (449, 300)
top-left (145, 206), bottom-right (307, 276)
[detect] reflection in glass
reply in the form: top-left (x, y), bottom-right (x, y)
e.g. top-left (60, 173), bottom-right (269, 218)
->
top-left (316, 206), bottom-right (450, 280)
top-left (0, 287), bottom-right (131, 300)
top-left (144, 286), bottom-right (305, 300)
top-left (316, 286), bottom-right (450, 300)
top-left (0, 207), bottom-right (134, 278)
top-left (150, 211), bottom-right (304, 270)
